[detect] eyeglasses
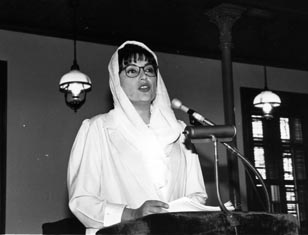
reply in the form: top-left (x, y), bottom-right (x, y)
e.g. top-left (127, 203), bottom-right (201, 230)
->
top-left (120, 64), bottom-right (157, 78)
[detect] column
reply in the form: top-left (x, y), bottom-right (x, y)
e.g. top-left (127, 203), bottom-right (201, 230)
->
top-left (206, 3), bottom-right (245, 208)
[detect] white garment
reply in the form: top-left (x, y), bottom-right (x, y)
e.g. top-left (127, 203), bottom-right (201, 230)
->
top-left (67, 41), bottom-right (207, 234)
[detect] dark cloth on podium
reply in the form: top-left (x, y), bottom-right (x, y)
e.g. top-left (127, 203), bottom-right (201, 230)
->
top-left (97, 211), bottom-right (299, 235)
top-left (42, 217), bottom-right (85, 235)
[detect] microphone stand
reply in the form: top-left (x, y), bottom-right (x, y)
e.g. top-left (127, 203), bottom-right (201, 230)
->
top-left (188, 114), bottom-right (272, 214)
top-left (212, 135), bottom-right (239, 233)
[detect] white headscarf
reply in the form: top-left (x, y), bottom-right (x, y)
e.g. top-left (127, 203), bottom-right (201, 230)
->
top-left (108, 41), bottom-right (182, 190)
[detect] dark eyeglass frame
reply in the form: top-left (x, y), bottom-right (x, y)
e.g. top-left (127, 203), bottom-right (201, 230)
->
top-left (119, 63), bottom-right (158, 78)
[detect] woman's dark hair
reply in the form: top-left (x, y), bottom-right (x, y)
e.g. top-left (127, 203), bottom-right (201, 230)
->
top-left (118, 44), bottom-right (157, 72)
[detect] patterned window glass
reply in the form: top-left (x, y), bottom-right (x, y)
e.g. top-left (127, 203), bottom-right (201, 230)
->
top-left (270, 185), bottom-right (280, 202)
top-left (293, 118), bottom-right (303, 144)
top-left (285, 185), bottom-right (296, 201)
top-left (294, 150), bottom-right (306, 180)
top-left (254, 146), bottom-right (266, 179)
top-left (285, 185), bottom-right (298, 217)
top-left (283, 151), bottom-right (294, 180)
top-left (252, 115), bottom-right (263, 139)
top-left (287, 204), bottom-right (297, 216)
top-left (280, 117), bottom-right (290, 142)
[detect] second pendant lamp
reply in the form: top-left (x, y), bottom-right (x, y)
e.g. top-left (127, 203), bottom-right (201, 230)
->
top-left (253, 66), bottom-right (281, 119)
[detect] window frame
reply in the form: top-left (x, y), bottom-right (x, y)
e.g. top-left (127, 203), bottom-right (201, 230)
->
top-left (241, 87), bottom-right (308, 233)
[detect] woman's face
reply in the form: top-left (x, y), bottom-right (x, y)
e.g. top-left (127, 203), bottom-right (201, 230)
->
top-left (119, 58), bottom-right (157, 106)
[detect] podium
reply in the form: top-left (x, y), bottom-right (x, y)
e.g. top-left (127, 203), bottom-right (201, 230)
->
top-left (97, 211), bottom-right (299, 235)
top-left (42, 211), bottom-right (299, 234)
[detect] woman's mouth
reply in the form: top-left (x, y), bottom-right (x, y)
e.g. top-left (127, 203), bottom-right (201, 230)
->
top-left (138, 84), bottom-right (151, 92)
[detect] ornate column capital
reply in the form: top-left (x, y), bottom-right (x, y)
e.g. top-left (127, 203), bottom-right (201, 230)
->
top-left (206, 4), bottom-right (245, 47)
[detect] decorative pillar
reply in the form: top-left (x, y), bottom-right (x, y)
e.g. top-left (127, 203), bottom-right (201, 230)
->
top-left (206, 4), bottom-right (245, 209)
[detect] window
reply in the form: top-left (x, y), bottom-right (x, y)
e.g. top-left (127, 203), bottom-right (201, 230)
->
top-left (241, 88), bottom-right (308, 234)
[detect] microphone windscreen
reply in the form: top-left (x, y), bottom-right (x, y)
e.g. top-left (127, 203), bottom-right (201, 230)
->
top-left (171, 98), bottom-right (182, 110)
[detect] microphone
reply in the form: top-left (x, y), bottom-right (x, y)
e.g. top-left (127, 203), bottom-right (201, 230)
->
top-left (171, 98), bottom-right (209, 124)
top-left (184, 125), bottom-right (236, 141)
top-left (172, 98), bottom-right (236, 141)
top-left (172, 98), bottom-right (271, 213)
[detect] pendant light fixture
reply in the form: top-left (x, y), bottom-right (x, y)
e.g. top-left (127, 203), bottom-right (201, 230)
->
top-left (59, 0), bottom-right (91, 112)
top-left (253, 66), bottom-right (281, 119)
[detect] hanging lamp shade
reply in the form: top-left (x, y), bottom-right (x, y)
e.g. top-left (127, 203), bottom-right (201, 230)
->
top-left (253, 90), bottom-right (281, 118)
top-left (59, 0), bottom-right (92, 112)
top-left (59, 68), bottom-right (92, 112)
top-left (253, 66), bottom-right (281, 119)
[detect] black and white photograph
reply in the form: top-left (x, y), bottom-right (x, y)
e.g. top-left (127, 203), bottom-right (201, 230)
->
top-left (0, 0), bottom-right (307, 234)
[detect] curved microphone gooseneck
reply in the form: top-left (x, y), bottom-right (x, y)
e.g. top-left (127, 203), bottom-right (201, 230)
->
top-left (171, 98), bottom-right (272, 214)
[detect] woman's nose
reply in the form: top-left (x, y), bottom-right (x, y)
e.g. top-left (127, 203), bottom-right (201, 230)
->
top-left (139, 68), bottom-right (147, 80)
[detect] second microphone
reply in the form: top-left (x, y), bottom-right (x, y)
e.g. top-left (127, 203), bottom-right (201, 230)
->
top-left (184, 125), bottom-right (236, 141)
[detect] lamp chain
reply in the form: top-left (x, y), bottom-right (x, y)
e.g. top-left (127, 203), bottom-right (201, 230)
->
top-left (71, 0), bottom-right (79, 70)
top-left (263, 66), bottom-right (268, 90)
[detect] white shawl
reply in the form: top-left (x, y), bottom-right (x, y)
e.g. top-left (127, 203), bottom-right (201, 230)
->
top-left (108, 40), bottom-right (182, 190)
